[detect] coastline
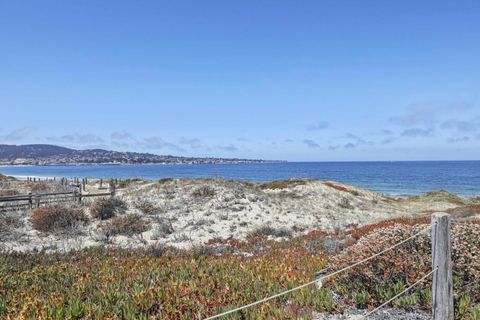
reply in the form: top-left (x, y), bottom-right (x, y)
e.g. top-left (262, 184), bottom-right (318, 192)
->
top-left (1, 161), bottom-right (480, 197)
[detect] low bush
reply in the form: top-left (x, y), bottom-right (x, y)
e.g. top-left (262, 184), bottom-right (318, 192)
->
top-left (259, 179), bottom-right (307, 190)
top-left (30, 205), bottom-right (88, 233)
top-left (248, 225), bottom-right (292, 238)
top-left (349, 190), bottom-right (360, 196)
top-left (101, 214), bottom-right (150, 236)
top-left (90, 198), bottom-right (127, 220)
top-left (192, 186), bottom-right (215, 198)
top-left (151, 218), bottom-right (174, 239)
top-left (28, 182), bottom-right (49, 193)
top-left (134, 198), bottom-right (164, 215)
top-left (0, 189), bottom-right (18, 196)
top-left (158, 178), bottom-right (174, 184)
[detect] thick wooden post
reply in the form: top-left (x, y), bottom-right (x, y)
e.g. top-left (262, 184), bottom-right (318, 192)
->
top-left (432, 213), bottom-right (454, 320)
top-left (35, 195), bottom-right (40, 208)
top-left (109, 181), bottom-right (116, 198)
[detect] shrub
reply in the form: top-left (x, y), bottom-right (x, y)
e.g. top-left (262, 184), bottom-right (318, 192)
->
top-left (27, 181), bottom-right (49, 193)
top-left (192, 186), bottom-right (215, 198)
top-left (0, 189), bottom-right (17, 196)
top-left (101, 214), bottom-right (150, 236)
top-left (30, 205), bottom-right (88, 233)
top-left (259, 179), bottom-right (307, 190)
top-left (146, 243), bottom-right (169, 257)
top-left (151, 218), bottom-right (174, 239)
top-left (248, 225), bottom-right (292, 238)
top-left (349, 190), bottom-right (360, 196)
top-left (353, 290), bottom-right (370, 309)
top-left (189, 218), bottom-right (214, 229)
top-left (134, 198), bottom-right (164, 215)
top-left (90, 198), bottom-right (127, 220)
top-left (158, 178), bottom-right (174, 184)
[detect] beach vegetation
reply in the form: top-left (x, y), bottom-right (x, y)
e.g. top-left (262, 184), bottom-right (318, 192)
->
top-left (191, 185), bottom-right (215, 198)
top-left (101, 214), bottom-right (150, 236)
top-left (248, 225), bottom-right (293, 238)
top-left (259, 178), bottom-right (307, 190)
top-left (0, 219), bottom-right (478, 319)
top-left (90, 197), bottom-right (127, 220)
top-left (134, 198), bottom-right (164, 215)
top-left (150, 217), bottom-right (174, 239)
top-left (323, 182), bottom-right (349, 192)
top-left (349, 189), bottom-right (360, 196)
top-left (30, 205), bottom-right (88, 233)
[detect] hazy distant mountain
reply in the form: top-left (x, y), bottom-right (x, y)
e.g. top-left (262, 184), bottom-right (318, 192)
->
top-left (0, 144), bottom-right (74, 159)
top-left (0, 144), bottom-right (274, 165)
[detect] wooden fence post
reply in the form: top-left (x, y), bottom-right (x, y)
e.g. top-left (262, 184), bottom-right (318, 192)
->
top-left (109, 181), bottom-right (116, 198)
top-left (78, 188), bottom-right (82, 204)
top-left (28, 192), bottom-right (33, 209)
top-left (432, 213), bottom-right (454, 320)
top-left (35, 195), bottom-right (40, 208)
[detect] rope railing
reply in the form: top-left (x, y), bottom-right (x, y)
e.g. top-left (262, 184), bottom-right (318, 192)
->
top-left (204, 226), bottom-right (430, 320)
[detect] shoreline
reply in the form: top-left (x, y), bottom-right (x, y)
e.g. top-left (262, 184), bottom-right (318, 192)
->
top-left (1, 172), bottom-right (478, 197)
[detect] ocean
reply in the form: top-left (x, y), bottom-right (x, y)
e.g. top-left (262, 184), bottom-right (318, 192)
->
top-left (1, 161), bottom-right (479, 196)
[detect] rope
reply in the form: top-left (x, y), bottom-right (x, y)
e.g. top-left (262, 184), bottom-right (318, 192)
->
top-left (357, 267), bottom-right (437, 319)
top-left (203, 227), bottom-right (429, 320)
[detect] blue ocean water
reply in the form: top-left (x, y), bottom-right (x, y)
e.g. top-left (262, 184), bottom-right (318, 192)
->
top-left (1, 161), bottom-right (479, 196)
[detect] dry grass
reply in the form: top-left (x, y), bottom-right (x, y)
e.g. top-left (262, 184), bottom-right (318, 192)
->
top-left (191, 186), bottom-right (216, 198)
top-left (27, 182), bottom-right (49, 193)
top-left (134, 198), bottom-right (164, 215)
top-left (258, 179), bottom-right (307, 190)
top-left (0, 189), bottom-right (18, 196)
top-left (90, 198), bottom-right (127, 220)
top-left (413, 190), bottom-right (466, 205)
top-left (101, 214), bottom-right (151, 236)
top-left (446, 205), bottom-right (480, 219)
top-left (248, 225), bottom-right (293, 238)
top-left (323, 182), bottom-right (349, 192)
top-left (30, 205), bottom-right (88, 233)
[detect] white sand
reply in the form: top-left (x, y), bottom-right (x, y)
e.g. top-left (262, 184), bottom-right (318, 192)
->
top-left (0, 178), bottom-right (471, 252)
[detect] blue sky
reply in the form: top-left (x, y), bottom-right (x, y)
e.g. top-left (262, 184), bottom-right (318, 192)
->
top-left (0, 1), bottom-right (479, 161)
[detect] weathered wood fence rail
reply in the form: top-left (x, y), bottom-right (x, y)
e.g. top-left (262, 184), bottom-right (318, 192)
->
top-left (0, 187), bottom-right (115, 210)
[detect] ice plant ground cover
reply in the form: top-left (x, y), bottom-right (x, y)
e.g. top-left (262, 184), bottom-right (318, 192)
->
top-left (0, 218), bottom-right (479, 319)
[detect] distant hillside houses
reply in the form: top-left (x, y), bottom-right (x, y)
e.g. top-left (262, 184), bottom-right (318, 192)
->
top-left (0, 144), bottom-right (276, 165)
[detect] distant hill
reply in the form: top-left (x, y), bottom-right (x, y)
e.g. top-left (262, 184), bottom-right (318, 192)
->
top-left (0, 144), bottom-right (274, 165)
top-left (0, 144), bottom-right (74, 159)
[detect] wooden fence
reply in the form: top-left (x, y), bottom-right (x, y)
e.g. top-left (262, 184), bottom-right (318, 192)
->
top-left (0, 184), bottom-right (115, 211)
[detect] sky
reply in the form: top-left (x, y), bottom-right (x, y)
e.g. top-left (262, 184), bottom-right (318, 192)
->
top-left (0, 1), bottom-right (479, 161)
